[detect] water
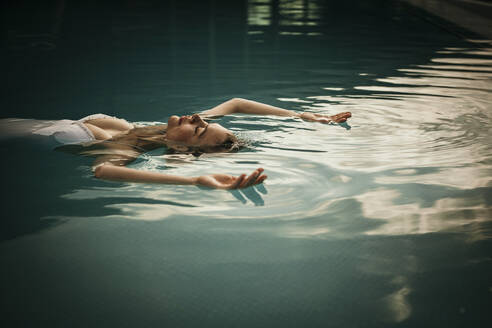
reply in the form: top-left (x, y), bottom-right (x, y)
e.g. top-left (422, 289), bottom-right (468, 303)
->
top-left (1, 0), bottom-right (492, 327)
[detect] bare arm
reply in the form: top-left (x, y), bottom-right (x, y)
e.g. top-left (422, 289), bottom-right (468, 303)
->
top-left (201, 98), bottom-right (296, 117)
top-left (94, 164), bottom-right (197, 184)
top-left (201, 98), bottom-right (351, 123)
top-left (93, 157), bottom-right (266, 189)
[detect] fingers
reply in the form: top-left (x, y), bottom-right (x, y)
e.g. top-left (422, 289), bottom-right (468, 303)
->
top-left (239, 168), bottom-right (263, 188)
top-left (331, 112), bottom-right (351, 123)
top-left (256, 175), bottom-right (268, 184)
top-left (301, 111), bottom-right (351, 124)
top-left (220, 168), bottom-right (267, 189)
top-left (226, 168), bottom-right (266, 189)
top-left (230, 174), bottom-right (246, 189)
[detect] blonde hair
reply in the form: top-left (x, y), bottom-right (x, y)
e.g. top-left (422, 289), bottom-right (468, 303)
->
top-left (165, 133), bottom-right (241, 157)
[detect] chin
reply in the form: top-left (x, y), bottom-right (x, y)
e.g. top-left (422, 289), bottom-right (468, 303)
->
top-left (168, 115), bottom-right (179, 126)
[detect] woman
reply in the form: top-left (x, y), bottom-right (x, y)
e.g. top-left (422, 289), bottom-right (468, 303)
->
top-left (38, 98), bottom-right (351, 189)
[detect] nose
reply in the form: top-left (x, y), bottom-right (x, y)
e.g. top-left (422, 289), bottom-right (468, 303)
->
top-left (191, 114), bottom-right (206, 126)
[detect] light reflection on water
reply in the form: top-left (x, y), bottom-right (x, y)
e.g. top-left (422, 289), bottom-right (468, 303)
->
top-left (4, 1), bottom-right (492, 326)
top-left (60, 43), bottom-right (492, 242)
top-left (45, 28), bottom-right (490, 328)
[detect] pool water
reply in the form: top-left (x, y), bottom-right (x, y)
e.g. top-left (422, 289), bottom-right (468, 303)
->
top-left (1, 0), bottom-right (491, 327)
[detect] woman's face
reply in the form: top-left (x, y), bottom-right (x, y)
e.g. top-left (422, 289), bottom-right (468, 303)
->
top-left (166, 114), bottom-right (232, 148)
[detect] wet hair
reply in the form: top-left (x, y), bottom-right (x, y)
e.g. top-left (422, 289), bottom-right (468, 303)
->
top-left (195, 134), bottom-right (240, 155)
top-left (166, 133), bottom-right (242, 157)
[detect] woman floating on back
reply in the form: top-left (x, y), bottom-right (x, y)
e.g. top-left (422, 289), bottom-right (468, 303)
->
top-left (30, 98), bottom-right (351, 189)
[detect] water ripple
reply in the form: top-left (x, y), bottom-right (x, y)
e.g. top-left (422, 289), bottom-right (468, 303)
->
top-left (62, 44), bottom-right (492, 239)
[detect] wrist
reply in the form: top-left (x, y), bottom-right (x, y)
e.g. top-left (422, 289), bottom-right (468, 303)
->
top-left (297, 112), bottom-right (309, 119)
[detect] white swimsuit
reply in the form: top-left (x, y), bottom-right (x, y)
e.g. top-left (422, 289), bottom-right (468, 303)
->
top-left (32, 114), bottom-right (121, 144)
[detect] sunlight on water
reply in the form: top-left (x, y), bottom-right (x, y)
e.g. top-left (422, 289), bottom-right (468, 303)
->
top-left (58, 41), bottom-right (492, 242)
top-left (3, 1), bottom-right (492, 327)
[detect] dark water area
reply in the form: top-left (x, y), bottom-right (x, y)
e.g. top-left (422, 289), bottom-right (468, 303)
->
top-left (3, 0), bottom-right (471, 120)
top-left (2, 1), bottom-right (492, 327)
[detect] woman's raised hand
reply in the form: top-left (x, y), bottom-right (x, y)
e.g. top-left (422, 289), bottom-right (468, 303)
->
top-left (196, 168), bottom-right (267, 189)
top-left (299, 111), bottom-right (351, 124)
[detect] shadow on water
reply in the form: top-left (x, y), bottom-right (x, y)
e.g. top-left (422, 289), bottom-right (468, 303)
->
top-left (0, 138), bottom-right (111, 241)
top-left (0, 137), bottom-right (204, 241)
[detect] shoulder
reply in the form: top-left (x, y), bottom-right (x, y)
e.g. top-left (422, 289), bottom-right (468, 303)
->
top-left (131, 124), bottom-right (167, 136)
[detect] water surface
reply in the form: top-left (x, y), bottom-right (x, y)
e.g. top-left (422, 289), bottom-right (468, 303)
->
top-left (1, 1), bottom-right (491, 327)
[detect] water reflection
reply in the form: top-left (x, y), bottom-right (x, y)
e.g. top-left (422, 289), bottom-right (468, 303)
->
top-left (58, 40), bottom-right (492, 241)
top-left (248, 0), bottom-right (322, 39)
top-left (3, 1), bottom-right (492, 327)
top-left (248, 0), bottom-right (272, 26)
top-left (356, 188), bottom-right (491, 235)
top-left (382, 284), bottom-right (412, 323)
top-left (60, 42), bottom-right (490, 242)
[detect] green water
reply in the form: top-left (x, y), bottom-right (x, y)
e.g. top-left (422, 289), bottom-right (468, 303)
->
top-left (1, 0), bottom-right (491, 327)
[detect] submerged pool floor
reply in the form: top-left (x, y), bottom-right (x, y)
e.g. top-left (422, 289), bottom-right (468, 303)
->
top-left (1, 0), bottom-right (492, 327)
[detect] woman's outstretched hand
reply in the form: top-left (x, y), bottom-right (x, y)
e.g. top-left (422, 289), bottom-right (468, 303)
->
top-left (196, 168), bottom-right (267, 189)
top-left (299, 111), bottom-right (351, 124)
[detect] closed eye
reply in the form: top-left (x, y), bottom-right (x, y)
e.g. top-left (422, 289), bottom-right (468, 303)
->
top-left (198, 125), bottom-right (208, 138)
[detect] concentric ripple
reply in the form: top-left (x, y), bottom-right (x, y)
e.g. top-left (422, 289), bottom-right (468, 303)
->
top-left (62, 41), bottom-right (492, 238)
